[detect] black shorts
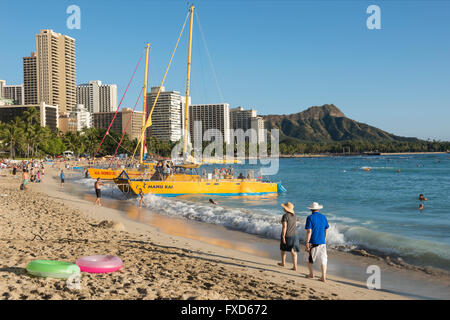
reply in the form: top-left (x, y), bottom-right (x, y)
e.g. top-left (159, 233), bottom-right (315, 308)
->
top-left (95, 189), bottom-right (101, 198)
top-left (61, 179), bottom-right (65, 183)
top-left (280, 234), bottom-right (300, 252)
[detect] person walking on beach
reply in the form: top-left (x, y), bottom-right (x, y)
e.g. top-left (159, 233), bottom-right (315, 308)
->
top-left (305, 202), bottom-right (329, 282)
top-left (94, 178), bottom-right (104, 206)
top-left (60, 170), bottom-right (65, 188)
top-left (278, 202), bottom-right (299, 271)
top-left (139, 188), bottom-right (147, 208)
top-left (21, 169), bottom-right (30, 190)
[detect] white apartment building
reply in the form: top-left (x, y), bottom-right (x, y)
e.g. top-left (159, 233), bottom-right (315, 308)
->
top-left (76, 80), bottom-right (117, 114)
top-left (0, 80), bottom-right (5, 99)
top-left (146, 86), bottom-right (184, 142)
top-left (250, 116), bottom-right (266, 143)
top-left (2, 83), bottom-right (24, 105)
top-left (189, 103), bottom-right (231, 144)
top-left (70, 104), bottom-right (91, 131)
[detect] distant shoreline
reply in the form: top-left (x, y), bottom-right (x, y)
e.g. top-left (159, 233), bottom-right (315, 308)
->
top-left (279, 151), bottom-right (448, 158)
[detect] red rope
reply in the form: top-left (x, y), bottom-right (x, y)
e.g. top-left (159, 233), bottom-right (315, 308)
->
top-left (112, 86), bottom-right (144, 159)
top-left (94, 51), bottom-right (144, 158)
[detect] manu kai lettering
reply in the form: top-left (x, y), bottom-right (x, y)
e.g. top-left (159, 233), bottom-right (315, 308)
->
top-left (142, 184), bottom-right (173, 189)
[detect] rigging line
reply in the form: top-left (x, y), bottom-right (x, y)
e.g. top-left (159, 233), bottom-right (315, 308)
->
top-left (112, 86), bottom-right (144, 161)
top-left (131, 10), bottom-right (190, 161)
top-left (94, 50), bottom-right (145, 158)
top-left (194, 21), bottom-right (208, 104)
top-left (195, 10), bottom-right (224, 103)
top-left (105, 133), bottom-right (134, 155)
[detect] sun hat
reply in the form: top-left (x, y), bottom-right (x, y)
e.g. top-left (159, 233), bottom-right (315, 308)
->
top-left (308, 202), bottom-right (323, 211)
top-left (281, 202), bottom-right (295, 214)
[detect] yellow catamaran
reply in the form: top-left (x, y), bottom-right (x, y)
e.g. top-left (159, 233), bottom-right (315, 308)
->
top-left (114, 5), bottom-right (283, 196)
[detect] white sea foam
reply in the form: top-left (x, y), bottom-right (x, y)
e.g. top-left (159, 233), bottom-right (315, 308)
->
top-left (141, 194), bottom-right (450, 269)
top-left (71, 177), bottom-right (450, 269)
top-left (142, 194), bottom-right (348, 245)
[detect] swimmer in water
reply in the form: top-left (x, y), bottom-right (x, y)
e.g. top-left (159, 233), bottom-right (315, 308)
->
top-left (209, 199), bottom-right (218, 205)
top-left (419, 194), bottom-right (428, 201)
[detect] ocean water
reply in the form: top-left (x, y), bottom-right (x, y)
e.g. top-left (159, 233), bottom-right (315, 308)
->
top-left (74, 154), bottom-right (450, 271)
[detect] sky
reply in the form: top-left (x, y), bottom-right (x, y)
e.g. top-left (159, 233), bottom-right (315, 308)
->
top-left (1, 0), bottom-right (449, 141)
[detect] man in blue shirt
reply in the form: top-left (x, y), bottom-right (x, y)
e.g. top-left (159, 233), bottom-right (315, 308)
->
top-left (305, 202), bottom-right (329, 282)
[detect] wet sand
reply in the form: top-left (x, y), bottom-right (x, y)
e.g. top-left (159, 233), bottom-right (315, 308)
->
top-left (0, 165), bottom-right (421, 300)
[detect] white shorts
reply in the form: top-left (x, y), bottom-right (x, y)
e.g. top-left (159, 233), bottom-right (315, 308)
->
top-left (305, 244), bottom-right (327, 266)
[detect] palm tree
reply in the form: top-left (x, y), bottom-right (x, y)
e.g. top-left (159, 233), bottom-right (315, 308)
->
top-left (0, 120), bottom-right (24, 159)
top-left (20, 108), bottom-right (40, 158)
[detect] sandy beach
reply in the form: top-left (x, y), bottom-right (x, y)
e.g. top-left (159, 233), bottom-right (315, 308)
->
top-left (0, 164), bottom-right (439, 300)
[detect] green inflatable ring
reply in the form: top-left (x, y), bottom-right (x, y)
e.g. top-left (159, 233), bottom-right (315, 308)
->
top-left (26, 260), bottom-right (81, 279)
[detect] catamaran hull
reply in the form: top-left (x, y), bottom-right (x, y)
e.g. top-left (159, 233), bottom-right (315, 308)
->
top-left (114, 178), bottom-right (279, 197)
top-left (88, 168), bottom-right (151, 180)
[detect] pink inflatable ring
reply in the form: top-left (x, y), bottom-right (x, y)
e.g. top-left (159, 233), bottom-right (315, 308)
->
top-left (76, 255), bottom-right (123, 273)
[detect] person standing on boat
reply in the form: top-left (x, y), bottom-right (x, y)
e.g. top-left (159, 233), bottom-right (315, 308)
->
top-left (278, 202), bottom-right (299, 271)
top-left (305, 202), bottom-right (329, 282)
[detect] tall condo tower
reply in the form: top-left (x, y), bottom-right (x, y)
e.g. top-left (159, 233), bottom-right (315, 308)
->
top-left (23, 52), bottom-right (38, 105)
top-left (77, 80), bottom-right (117, 113)
top-left (36, 29), bottom-right (76, 114)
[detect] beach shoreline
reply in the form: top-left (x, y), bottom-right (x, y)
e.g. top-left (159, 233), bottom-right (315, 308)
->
top-left (1, 164), bottom-right (449, 299)
top-left (0, 165), bottom-right (413, 300)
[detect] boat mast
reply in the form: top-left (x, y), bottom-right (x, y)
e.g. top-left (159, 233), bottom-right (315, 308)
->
top-left (140, 43), bottom-right (150, 164)
top-left (183, 5), bottom-right (194, 159)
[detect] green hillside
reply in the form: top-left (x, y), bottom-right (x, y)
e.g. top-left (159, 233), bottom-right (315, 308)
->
top-left (264, 104), bottom-right (420, 143)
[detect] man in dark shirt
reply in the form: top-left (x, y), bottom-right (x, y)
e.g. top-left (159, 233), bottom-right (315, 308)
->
top-left (278, 202), bottom-right (299, 271)
top-left (94, 178), bottom-right (104, 206)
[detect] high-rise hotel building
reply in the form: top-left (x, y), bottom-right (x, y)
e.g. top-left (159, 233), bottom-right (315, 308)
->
top-left (92, 108), bottom-right (143, 141)
top-left (250, 116), bottom-right (266, 143)
top-left (36, 29), bottom-right (76, 114)
top-left (230, 106), bottom-right (265, 143)
top-left (230, 107), bottom-right (257, 131)
top-left (77, 80), bottom-right (117, 114)
top-left (0, 80), bottom-right (5, 99)
top-left (189, 103), bottom-right (231, 144)
top-left (146, 86), bottom-right (185, 142)
top-left (2, 84), bottom-right (23, 105)
top-left (23, 52), bottom-right (38, 105)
